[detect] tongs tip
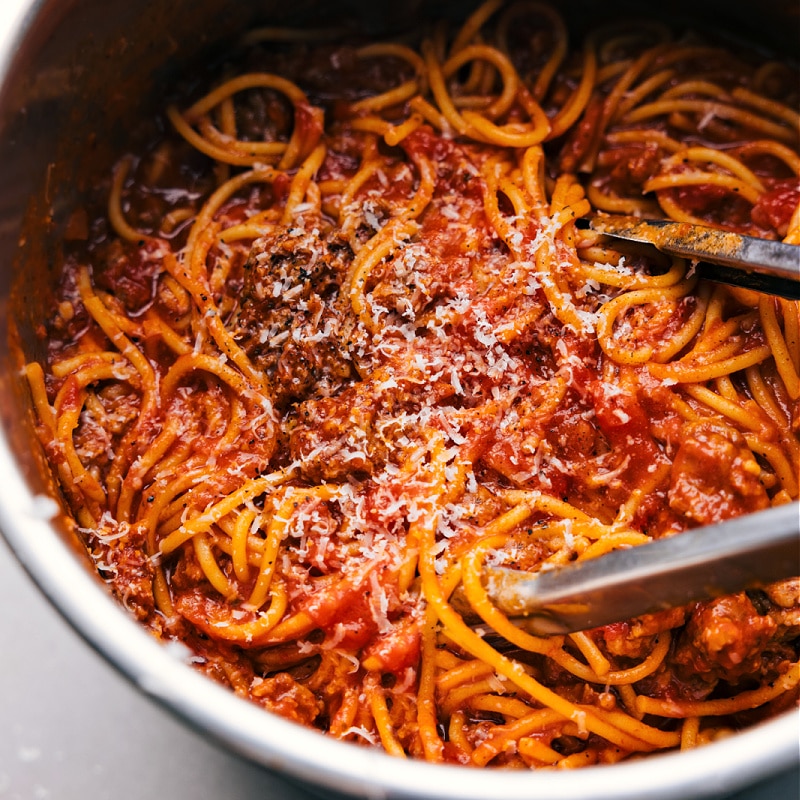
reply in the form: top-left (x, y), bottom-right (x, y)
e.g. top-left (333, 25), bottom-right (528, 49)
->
top-left (576, 214), bottom-right (800, 300)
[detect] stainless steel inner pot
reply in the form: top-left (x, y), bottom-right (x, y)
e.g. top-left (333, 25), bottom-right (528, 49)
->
top-left (0, 2), bottom-right (796, 798)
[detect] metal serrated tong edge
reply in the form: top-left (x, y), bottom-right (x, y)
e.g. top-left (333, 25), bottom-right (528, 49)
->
top-left (576, 216), bottom-right (800, 300)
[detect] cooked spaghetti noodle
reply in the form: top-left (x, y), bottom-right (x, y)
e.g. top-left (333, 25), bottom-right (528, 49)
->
top-left (25, 2), bottom-right (799, 768)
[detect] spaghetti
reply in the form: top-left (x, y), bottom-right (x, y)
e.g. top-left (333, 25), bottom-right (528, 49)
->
top-left (25, 2), bottom-right (800, 768)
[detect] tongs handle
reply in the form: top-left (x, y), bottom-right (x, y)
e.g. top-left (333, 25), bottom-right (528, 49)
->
top-left (486, 503), bottom-right (800, 635)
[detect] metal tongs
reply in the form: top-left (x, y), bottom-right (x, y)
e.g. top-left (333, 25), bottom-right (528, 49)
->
top-left (485, 503), bottom-right (800, 635)
top-left (576, 216), bottom-right (800, 300)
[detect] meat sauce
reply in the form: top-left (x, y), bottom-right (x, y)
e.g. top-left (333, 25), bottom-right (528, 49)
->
top-left (29, 5), bottom-right (800, 767)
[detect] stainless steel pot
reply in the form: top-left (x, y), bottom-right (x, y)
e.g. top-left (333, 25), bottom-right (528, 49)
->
top-left (0, 2), bottom-right (796, 798)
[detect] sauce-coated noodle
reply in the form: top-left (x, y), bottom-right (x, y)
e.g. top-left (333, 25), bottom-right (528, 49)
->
top-left (25, 1), bottom-right (799, 768)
